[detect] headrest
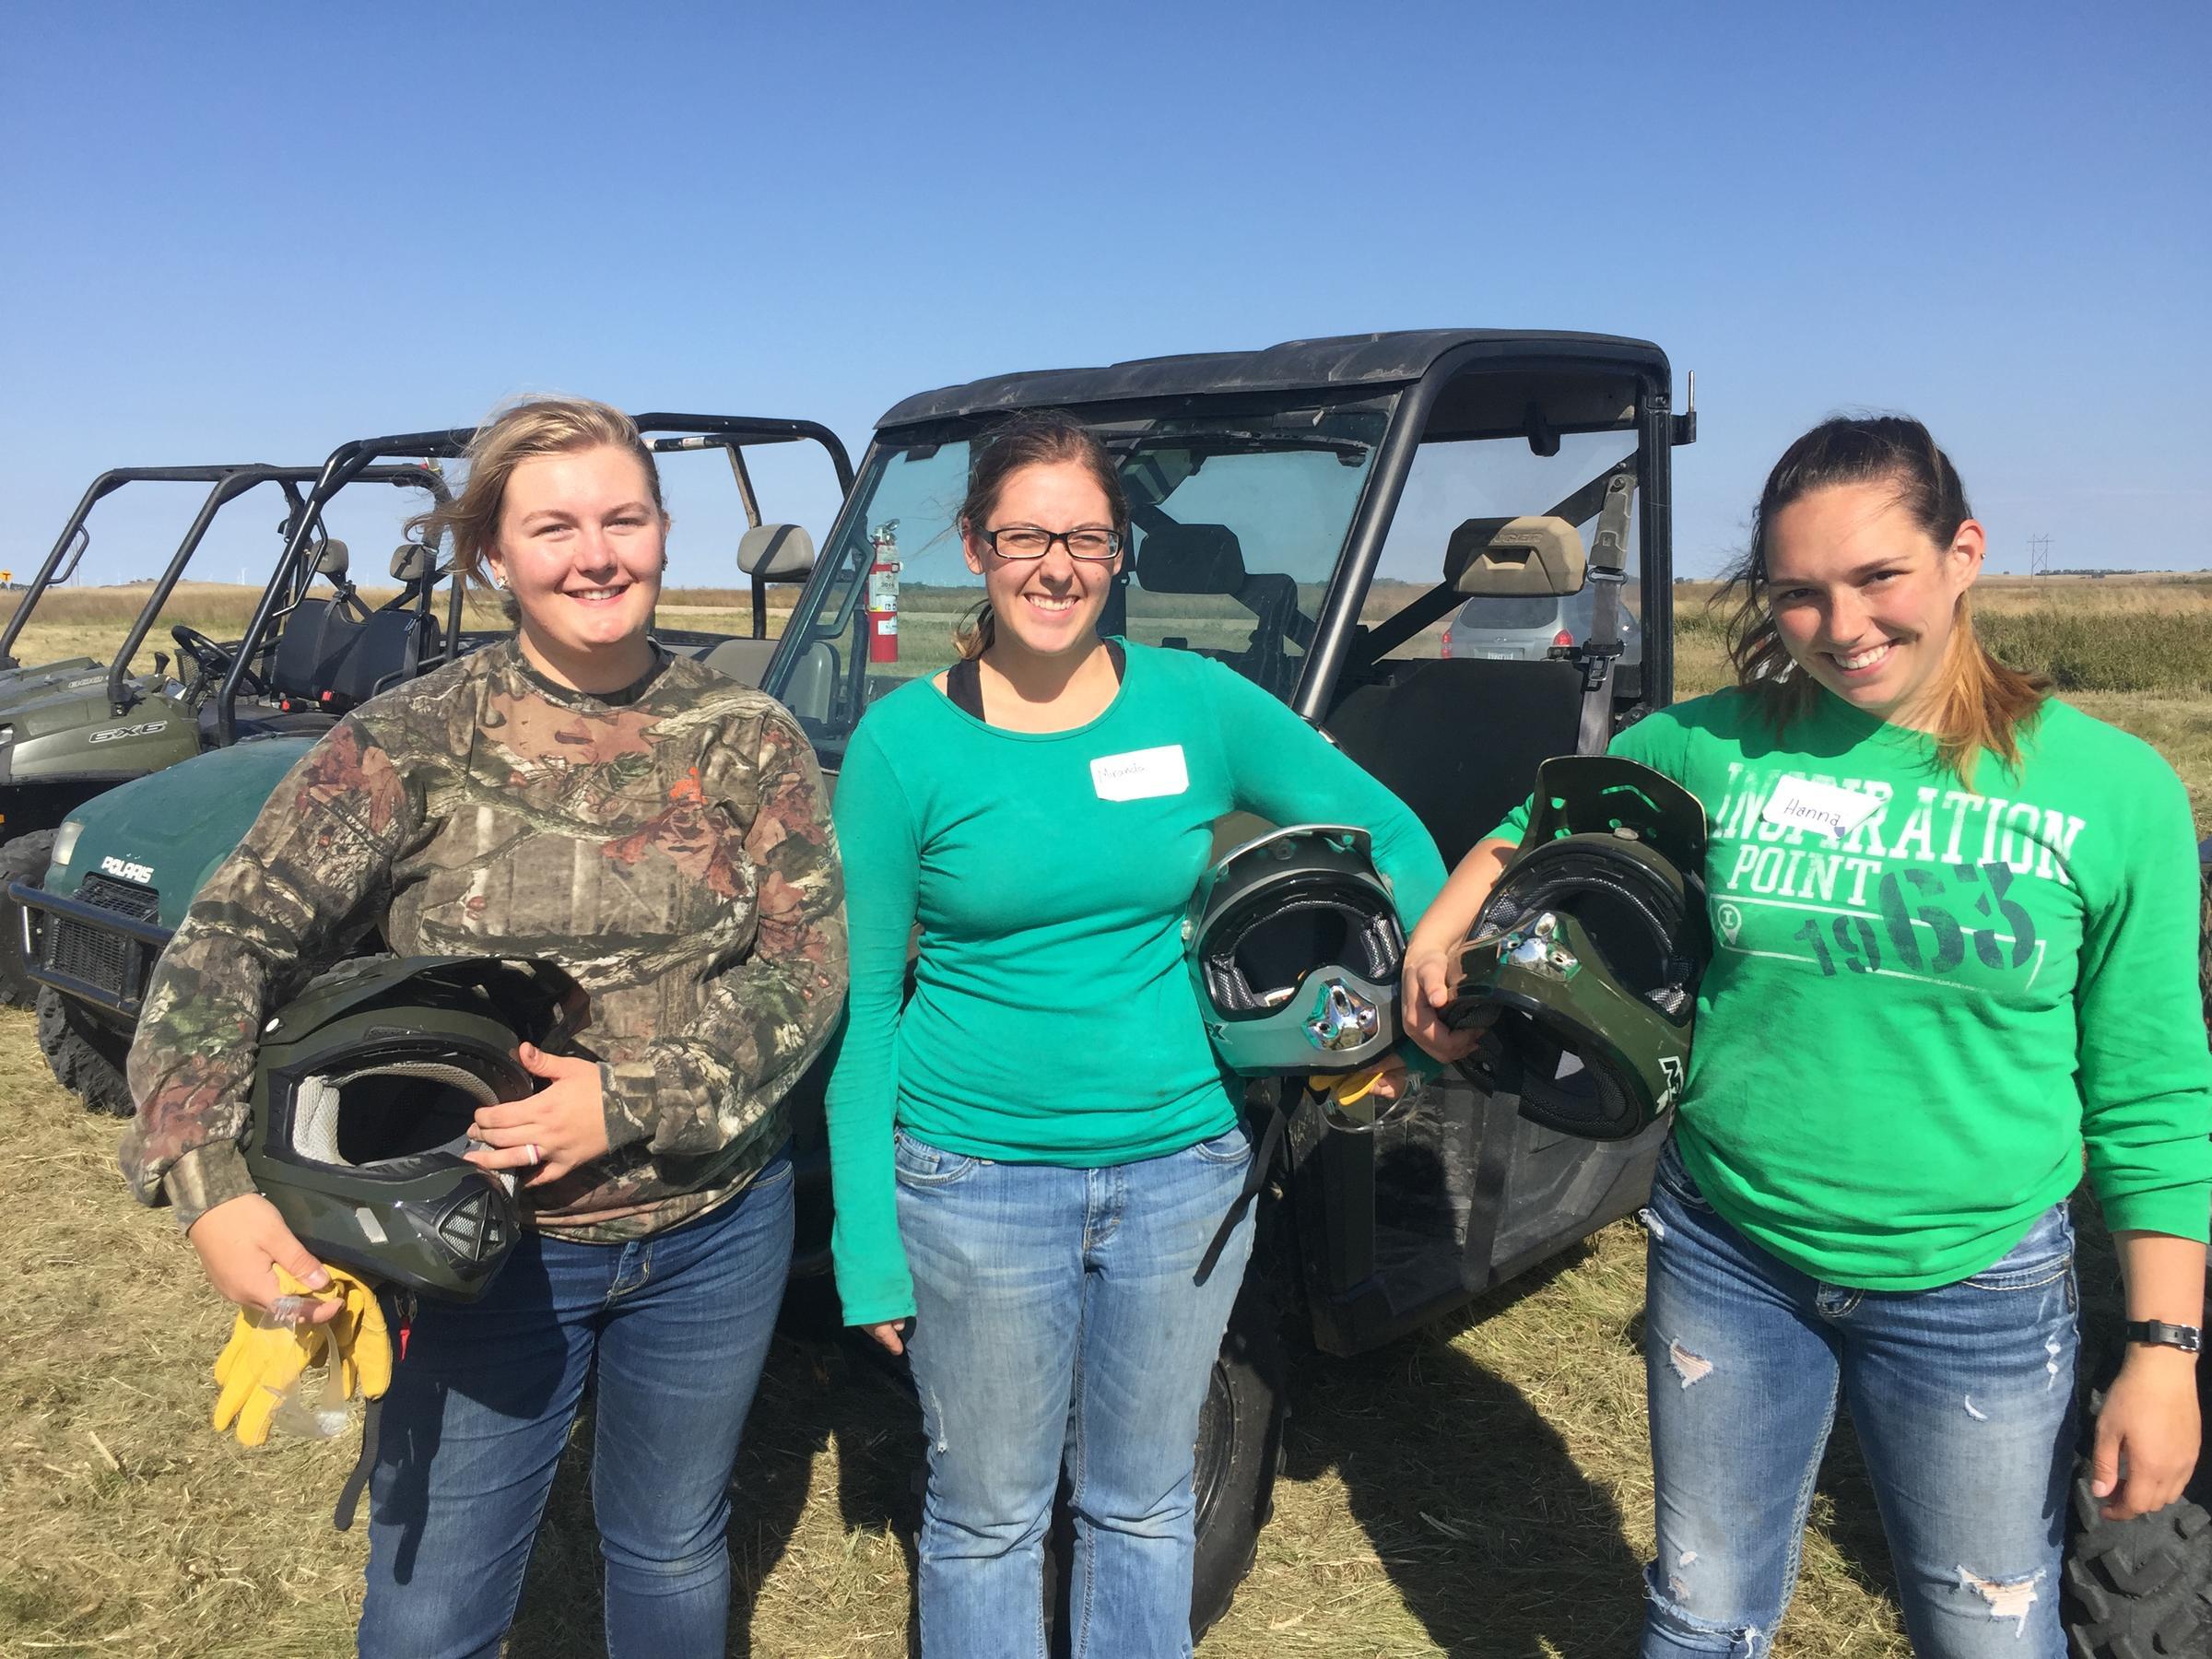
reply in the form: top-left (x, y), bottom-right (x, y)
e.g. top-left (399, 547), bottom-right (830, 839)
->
top-left (737, 523), bottom-right (816, 581)
top-left (312, 538), bottom-right (351, 583)
top-left (390, 543), bottom-right (437, 584)
top-left (1446, 516), bottom-right (1584, 598)
top-left (1137, 524), bottom-right (1244, 594)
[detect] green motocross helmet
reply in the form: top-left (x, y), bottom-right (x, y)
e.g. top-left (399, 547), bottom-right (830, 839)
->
top-left (1444, 757), bottom-right (1710, 1140)
top-left (244, 956), bottom-right (589, 1300)
top-left (1187, 824), bottom-right (1405, 1076)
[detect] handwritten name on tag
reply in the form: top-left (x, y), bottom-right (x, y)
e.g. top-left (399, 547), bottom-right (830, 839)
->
top-left (1760, 776), bottom-right (1883, 841)
top-left (1090, 745), bottom-right (1189, 802)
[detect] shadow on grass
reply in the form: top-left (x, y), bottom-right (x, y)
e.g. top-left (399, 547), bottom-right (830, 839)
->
top-left (504, 1325), bottom-right (922, 1658)
top-left (1280, 1246), bottom-right (1648, 1658)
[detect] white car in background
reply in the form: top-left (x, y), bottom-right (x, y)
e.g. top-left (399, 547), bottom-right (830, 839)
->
top-left (1440, 582), bottom-right (1642, 663)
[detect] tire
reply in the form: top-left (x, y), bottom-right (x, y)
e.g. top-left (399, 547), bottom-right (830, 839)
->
top-left (1187, 1273), bottom-right (1289, 1641)
top-left (1038, 1271), bottom-right (1289, 1653)
top-left (2064, 1382), bottom-right (2212, 1658)
top-left (37, 985), bottom-right (136, 1117)
top-left (0, 829), bottom-right (55, 1009)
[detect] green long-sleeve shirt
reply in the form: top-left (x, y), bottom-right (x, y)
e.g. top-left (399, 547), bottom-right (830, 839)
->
top-left (827, 644), bottom-right (1447, 1325)
top-left (1494, 687), bottom-right (2212, 1289)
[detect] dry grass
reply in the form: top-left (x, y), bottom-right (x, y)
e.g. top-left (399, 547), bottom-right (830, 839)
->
top-left (1, 582), bottom-right (2202, 1657)
top-left (0, 1040), bottom-right (1938, 1659)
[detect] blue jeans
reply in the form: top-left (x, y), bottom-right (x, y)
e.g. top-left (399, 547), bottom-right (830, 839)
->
top-left (895, 1123), bottom-right (1256, 1659)
top-left (1640, 1140), bottom-right (2077, 1658)
top-left (358, 1152), bottom-right (794, 1659)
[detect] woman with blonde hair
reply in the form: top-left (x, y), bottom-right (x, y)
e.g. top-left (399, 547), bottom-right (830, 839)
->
top-left (1402, 415), bottom-right (2209, 1657)
top-left (124, 397), bottom-right (846, 1657)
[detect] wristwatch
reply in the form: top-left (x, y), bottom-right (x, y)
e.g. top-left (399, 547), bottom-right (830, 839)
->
top-left (2123, 1320), bottom-right (2203, 1355)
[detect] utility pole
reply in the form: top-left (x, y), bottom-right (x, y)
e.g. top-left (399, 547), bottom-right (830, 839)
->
top-left (2028, 535), bottom-right (2053, 577)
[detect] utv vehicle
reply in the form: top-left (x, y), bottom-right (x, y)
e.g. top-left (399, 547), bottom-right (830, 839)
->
top-left (0, 464), bottom-right (369, 716)
top-left (0, 469), bottom-right (110, 690)
top-left (0, 465), bottom-right (224, 691)
top-left (761, 332), bottom-right (2212, 1649)
top-left (2060, 837), bottom-right (2212, 1659)
top-left (0, 463), bottom-right (448, 1006)
top-left (752, 329), bottom-right (1692, 1630)
top-left (17, 414), bottom-right (850, 1115)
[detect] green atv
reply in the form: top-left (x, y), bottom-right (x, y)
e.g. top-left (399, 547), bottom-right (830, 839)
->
top-left (17, 414), bottom-right (849, 1115)
top-left (754, 330), bottom-right (1689, 1637)
top-left (0, 471), bottom-right (108, 692)
top-left (0, 464), bottom-right (356, 754)
top-left (2059, 835), bottom-right (2212, 1659)
top-left (0, 463), bottom-right (449, 1006)
top-left (763, 333), bottom-right (2210, 1650)
top-left (28, 337), bottom-right (1693, 1638)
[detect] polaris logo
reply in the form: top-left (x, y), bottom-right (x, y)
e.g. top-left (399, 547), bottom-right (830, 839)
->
top-left (88, 721), bottom-right (168, 744)
top-left (99, 856), bottom-right (154, 884)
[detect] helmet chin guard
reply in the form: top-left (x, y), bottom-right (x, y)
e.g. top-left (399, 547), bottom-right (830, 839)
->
top-left (246, 956), bottom-right (589, 1300)
top-left (1445, 758), bottom-right (1709, 1140)
top-left (1187, 825), bottom-right (1406, 1077)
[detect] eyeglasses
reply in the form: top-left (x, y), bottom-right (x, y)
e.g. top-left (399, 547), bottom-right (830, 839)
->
top-left (982, 525), bottom-right (1123, 561)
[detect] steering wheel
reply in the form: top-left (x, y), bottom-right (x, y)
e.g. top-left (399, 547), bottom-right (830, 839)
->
top-left (171, 624), bottom-right (269, 701)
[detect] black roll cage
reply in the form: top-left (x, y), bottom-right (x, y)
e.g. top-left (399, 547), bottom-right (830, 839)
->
top-left (766, 335), bottom-right (1690, 731)
top-left (1300, 341), bottom-right (1684, 720)
top-left (211, 416), bottom-right (855, 746)
top-left (2, 466), bottom-right (267, 669)
top-left (101, 464), bottom-right (447, 717)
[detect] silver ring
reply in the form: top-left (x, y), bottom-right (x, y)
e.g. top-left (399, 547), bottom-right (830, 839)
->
top-left (525, 1141), bottom-right (540, 1165)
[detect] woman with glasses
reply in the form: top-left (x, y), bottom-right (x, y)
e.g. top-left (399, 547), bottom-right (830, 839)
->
top-left (826, 410), bottom-right (1447, 1657)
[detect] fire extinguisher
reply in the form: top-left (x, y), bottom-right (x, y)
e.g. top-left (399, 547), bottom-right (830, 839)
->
top-left (865, 519), bottom-right (900, 665)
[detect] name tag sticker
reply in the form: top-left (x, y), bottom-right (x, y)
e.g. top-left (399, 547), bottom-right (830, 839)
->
top-left (1090, 745), bottom-right (1189, 802)
top-left (1761, 776), bottom-right (1883, 841)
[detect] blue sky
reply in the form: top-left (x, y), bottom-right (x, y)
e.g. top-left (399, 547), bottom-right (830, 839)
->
top-left (3, 2), bottom-right (2205, 589)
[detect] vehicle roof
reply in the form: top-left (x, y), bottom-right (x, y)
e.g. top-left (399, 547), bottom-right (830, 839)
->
top-left (877, 329), bottom-right (1669, 427)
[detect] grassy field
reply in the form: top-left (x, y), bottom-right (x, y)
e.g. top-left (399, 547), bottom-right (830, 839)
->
top-left (0, 580), bottom-right (2205, 1657)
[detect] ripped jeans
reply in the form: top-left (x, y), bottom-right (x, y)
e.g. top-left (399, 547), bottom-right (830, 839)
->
top-left (1640, 1140), bottom-right (2076, 1658)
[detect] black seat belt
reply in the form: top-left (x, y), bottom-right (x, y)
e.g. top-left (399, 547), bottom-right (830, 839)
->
top-left (1195, 1086), bottom-right (1289, 1285)
top-left (1575, 473), bottom-right (1636, 756)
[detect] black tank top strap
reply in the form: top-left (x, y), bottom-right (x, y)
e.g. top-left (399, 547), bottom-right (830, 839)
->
top-left (946, 654), bottom-right (985, 720)
top-left (946, 640), bottom-right (1124, 726)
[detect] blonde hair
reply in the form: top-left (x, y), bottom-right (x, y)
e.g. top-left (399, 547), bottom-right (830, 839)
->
top-left (409, 396), bottom-right (664, 592)
top-left (1724, 415), bottom-right (2047, 785)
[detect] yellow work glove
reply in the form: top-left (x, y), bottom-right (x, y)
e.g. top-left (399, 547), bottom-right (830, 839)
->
top-left (1309, 1065), bottom-right (1391, 1110)
top-left (324, 1267), bottom-right (392, 1402)
top-left (1307, 1061), bottom-right (1420, 1132)
top-left (211, 1265), bottom-right (391, 1447)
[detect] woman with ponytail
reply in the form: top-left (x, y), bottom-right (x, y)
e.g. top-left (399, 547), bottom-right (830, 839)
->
top-left (1402, 416), bottom-right (2210, 1657)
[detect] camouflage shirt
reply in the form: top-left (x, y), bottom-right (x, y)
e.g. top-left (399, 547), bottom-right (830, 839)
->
top-left (122, 639), bottom-right (847, 1241)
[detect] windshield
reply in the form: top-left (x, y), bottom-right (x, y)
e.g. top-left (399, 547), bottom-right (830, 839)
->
top-left (771, 400), bottom-right (1391, 748)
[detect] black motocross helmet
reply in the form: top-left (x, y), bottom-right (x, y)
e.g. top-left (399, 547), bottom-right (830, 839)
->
top-left (1445, 757), bottom-right (1710, 1140)
top-left (244, 956), bottom-right (589, 1300)
top-left (1187, 824), bottom-right (1405, 1076)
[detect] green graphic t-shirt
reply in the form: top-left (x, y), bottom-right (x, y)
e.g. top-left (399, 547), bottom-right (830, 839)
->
top-left (1494, 687), bottom-right (2211, 1289)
